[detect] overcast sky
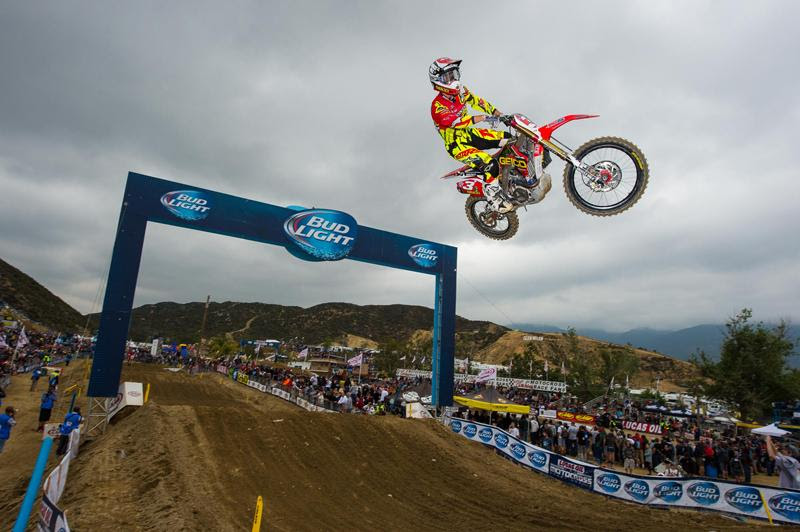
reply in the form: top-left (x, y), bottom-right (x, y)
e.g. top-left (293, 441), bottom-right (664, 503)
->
top-left (1, 1), bottom-right (798, 332)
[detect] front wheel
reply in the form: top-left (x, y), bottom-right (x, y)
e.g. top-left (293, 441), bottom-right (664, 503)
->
top-left (563, 136), bottom-right (649, 216)
top-left (464, 196), bottom-right (519, 240)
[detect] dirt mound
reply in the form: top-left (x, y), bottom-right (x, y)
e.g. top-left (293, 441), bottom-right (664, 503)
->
top-left (54, 365), bottom-right (750, 531)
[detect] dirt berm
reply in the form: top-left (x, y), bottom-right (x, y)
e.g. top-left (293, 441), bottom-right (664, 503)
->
top-left (59, 365), bottom-right (754, 531)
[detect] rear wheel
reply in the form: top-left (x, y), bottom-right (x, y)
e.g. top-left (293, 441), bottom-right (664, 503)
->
top-left (562, 136), bottom-right (649, 216)
top-left (464, 196), bottom-right (519, 240)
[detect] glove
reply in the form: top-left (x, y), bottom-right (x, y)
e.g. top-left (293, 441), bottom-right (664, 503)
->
top-left (484, 116), bottom-right (502, 128)
top-left (499, 114), bottom-right (515, 126)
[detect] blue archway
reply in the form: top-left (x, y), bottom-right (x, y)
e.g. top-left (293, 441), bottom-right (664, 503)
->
top-left (88, 172), bottom-right (457, 406)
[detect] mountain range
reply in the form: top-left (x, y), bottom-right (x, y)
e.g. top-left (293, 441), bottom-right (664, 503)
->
top-left (512, 322), bottom-right (800, 364)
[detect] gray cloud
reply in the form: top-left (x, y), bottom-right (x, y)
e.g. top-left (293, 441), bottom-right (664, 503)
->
top-left (1, 1), bottom-right (798, 332)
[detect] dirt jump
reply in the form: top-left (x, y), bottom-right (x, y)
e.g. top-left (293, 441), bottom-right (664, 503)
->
top-left (2, 364), bottom-right (762, 530)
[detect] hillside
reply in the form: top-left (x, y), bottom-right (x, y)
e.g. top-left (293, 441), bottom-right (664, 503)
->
top-left (0, 257), bottom-right (84, 332)
top-left (1, 258), bottom-right (697, 388)
top-left (87, 301), bottom-right (508, 348)
top-left (474, 330), bottom-right (696, 392)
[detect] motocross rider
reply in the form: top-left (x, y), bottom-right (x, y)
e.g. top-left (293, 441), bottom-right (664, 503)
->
top-left (430, 57), bottom-right (513, 213)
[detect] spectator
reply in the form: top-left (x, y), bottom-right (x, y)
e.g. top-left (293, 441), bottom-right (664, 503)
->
top-left (740, 442), bottom-right (753, 484)
top-left (0, 406), bottom-right (16, 453)
top-left (509, 422), bottom-right (520, 439)
top-left (56, 407), bottom-right (82, 456)
top-left (605, 431), bottom-right (617, 468)
top-left (577, 426), bottom-right (590, 461)
top-left (37, 387), bottom-right (57, 432)
top-left (567, 422), bottom-right (578, 457)
top-left (623, 441), bottom-right (636, 474)
top-left (48, 370), bottom-right (59, 390)
top-left (766, 436), bottom-right (800, 489)
top-left (30, 367), bottom-right (42, 391)
top-left (529, 416), bottom-right (539, 444)
top-left (518, 414), bottom-right (529, 443)
top-left (644, 441), bottom-right (654, 474)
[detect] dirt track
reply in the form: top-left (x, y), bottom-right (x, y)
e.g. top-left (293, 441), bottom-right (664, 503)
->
top-left (2, 364), bottom-right (763, 530)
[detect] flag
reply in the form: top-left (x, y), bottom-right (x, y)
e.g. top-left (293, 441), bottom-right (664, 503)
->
top-left (625, 374), bottom-right (629, 389)
top-left (544, 359), bottom-right (549, 373)
top-left (610, 376), bottom-right (615, 388)
top-left (298, 347), bottom-right (309, 359)
top-left (420, 357), bottom-right (426, 365)
top-left (412, 356), bottom-right (416, 364)
top-left (347, 353), bottom-right (363, 367)
top-left (475, 367), bottom-right (497, 384)
top-left (16, 327), bottom-right (29, 349)
top-left (399, 355), bottom-right (406, 361)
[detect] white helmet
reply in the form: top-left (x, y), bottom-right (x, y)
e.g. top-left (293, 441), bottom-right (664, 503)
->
top-left (429, 57), bottom-right (462, 96)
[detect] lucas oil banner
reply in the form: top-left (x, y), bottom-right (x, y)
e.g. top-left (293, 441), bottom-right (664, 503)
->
top-left (592, 469), bottom-right (800, 524)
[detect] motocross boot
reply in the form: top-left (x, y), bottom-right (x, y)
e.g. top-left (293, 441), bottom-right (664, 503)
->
top-left (484, 181), bottom-right (514, 214)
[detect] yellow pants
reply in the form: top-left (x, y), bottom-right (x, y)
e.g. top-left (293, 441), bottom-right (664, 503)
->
top-left (445, 128), bottom-right (510, 181)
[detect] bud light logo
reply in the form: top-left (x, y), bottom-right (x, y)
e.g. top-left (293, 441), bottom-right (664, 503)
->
top-left (478, 428), bottom-right (493, 443)
top-left (284, 209), bottom-right (358, 261)
top-left (596, 474), bottom-right (621, 494)
top-left (687, 482), bottom-right (720, 505)
top-left (624, 479), bottom-right (650, 502)
top-left (450, 420), bottom-right (462, 433)
top-left (463, 424), bottom-right (477, 438)
top-left (510, 443), bottom-right (526, 460)
top-left (769, 493), bottom-right (800, 522)
top-left (160, 190), bottom-right (211, 221)
top-left (528, 450), bottom-right (547, 469)
top-left (494, 433), bottom-right (509, 449)
top-left (725, 487), bottom-right (762, 513)
top-left (654, 481), bottom-right (683, 503)
top-left (408, 243), bottom-right (439, 268)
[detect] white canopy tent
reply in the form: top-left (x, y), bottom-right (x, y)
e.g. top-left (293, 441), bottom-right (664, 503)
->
top-left (752, 423), bottom-right (790, 437)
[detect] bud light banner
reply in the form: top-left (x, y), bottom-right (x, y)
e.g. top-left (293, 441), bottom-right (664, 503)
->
top-left (590, 470), bottom-right (800, 524)
top-left (284, 209), bottom-right (358, 261)
top-left (444, 416), bottom-right (550, 474)
top-left (160, 190), bottom-right (212, 221)
top-left (408, 243), bottom-right (440, 268)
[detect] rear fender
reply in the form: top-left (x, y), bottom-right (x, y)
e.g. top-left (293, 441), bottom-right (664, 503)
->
top-left (456, 178), bottom-right (484, 196)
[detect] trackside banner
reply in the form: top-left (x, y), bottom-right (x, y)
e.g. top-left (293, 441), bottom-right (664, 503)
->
top-left (444, 416), bottom-right (799, 525)
top-left (592, 469), bottom-right (800, 524)
top-left (445, 417), bottom-right (551, 474)
top-left (214, 365), bottom-right (335, 413)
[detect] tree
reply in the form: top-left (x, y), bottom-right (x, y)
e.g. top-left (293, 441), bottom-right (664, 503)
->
top-left (507, 341), bottom-right (543, 379)
top-left (375, 338), bottom-right (409, 375)
top-left (208, 335), bottom-right (237, 358)
top-left (693, 309), bottom-right (799, 422)
top-left (598, 345), bottom-right (639, 390)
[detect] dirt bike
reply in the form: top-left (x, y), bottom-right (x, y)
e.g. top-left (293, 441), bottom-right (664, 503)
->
top-left (441, 113), bottom-right (649, 240)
